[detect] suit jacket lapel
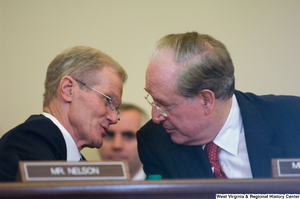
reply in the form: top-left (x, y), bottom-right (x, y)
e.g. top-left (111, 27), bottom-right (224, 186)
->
top-left (246, 138), bottom-right (283, 178)
top-left (80, 153), bottom-right (86, 161)
top-left (235, 91), bottom-right (283, 178)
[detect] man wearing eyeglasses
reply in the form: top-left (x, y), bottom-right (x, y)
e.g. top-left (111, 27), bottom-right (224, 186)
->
top-left (0, 46), bottom-right (127, 182)
top-left (137, 32), bottom-right (300, 179)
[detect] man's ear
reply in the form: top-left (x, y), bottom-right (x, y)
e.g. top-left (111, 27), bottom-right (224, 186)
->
top-left (199, 89), bottom-right (215, 115)
top-left (59, 76), bottom-right (75, 103)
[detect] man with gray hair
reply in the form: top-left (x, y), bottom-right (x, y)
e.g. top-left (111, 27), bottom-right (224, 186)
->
top-left (137, 32), bottom-right (300, 179)
top-left (0, 46), bottom-right (127, 181)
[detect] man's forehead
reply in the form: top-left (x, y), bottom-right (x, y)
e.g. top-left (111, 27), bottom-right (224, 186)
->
top-left (145, 72), bottom-right (177, 97)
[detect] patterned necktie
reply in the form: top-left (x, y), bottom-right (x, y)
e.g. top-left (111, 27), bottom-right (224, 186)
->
top-left (204, 142), bottom-right (227, 179)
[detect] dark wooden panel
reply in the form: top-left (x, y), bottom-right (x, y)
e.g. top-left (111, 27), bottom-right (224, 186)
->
top-left (0, 178), bottom-right (299, 199)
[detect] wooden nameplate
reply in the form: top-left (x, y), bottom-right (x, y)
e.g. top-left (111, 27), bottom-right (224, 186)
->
top-left (272, 158), bottom-right (300, 178)
top-left (17, 160), bottom-right (130, 182)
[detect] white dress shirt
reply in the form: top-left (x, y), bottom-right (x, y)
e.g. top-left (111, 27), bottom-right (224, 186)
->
top-left (42, 112), bottom-right (82, 161)
top-left (209, 94), bottom-right (253, 178)
top-left (131, 167), bottom-right (146, 181)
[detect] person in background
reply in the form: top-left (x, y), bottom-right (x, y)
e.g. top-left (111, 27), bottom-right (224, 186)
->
top-left (0, 46), bottom-right (127, 181)
top-left (98, 103), bottom-right (148, 180)
top-left (137, 31), bottom-right (300, 179)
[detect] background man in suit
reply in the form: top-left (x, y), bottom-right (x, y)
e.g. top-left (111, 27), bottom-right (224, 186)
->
top-left (98, 103), bottom-right (148, 180)
top-left (137, 32), bottom-right (300, 179)
top-left (0, 46), bottom-right (127, 181)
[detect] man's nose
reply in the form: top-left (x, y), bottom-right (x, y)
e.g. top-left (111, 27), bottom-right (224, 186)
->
top-left (106, 109), bottom-right (119, 124)
top-left (151, 106), bottom-right (167, 124)
top-left (112, 135), bottom-right (123, 149)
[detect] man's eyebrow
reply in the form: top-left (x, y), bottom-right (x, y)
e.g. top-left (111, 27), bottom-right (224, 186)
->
top-left (154, 98), bottom-right (164, 104)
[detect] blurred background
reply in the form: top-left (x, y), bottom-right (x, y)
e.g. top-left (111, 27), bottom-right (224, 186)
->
top-left (1, 0), bottom-right (300, 160)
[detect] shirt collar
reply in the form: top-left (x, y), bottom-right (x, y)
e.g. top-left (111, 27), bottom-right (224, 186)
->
top-left (213, 94), bottom-right (243, 156)
top-left (131, 168), bottom-right (146, 181)
top-left (42, 112), bottom-right (82, 161)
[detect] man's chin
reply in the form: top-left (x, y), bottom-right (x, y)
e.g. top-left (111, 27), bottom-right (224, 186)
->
top-left (91, 141), bottom-right (103, 149)
top-left (170, 134), bottom-right (186, 145)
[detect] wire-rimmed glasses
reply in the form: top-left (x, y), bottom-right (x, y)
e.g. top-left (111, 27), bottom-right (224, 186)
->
top-left (75, 79), bottom-right (120, 120)
top-left (144, 93), bottom-right (185, 118)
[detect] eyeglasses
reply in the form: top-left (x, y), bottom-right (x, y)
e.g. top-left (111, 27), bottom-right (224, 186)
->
top-left (144, 93), bottom-right (185, 118)
top-left (75, 79), bottom-right (120, 120)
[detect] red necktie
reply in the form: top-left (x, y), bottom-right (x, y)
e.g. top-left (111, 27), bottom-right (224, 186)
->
top-left (204, 142), bottom-right (227, 179)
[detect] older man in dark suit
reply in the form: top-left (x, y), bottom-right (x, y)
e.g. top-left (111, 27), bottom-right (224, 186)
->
top-left (0, 46), bottom-right (127, 181)
top-left (137, 32), bottom-right (300, 179)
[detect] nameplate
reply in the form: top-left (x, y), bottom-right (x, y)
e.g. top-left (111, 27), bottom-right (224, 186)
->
top-left (272, 158), bottom-right (300, 178)
top-left (17, 161), bottom-right (130, 182)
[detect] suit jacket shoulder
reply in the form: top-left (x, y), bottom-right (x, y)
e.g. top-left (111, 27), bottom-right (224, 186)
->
top-left (235, 91), bottom-right (300, 177)
top-left (0, 114), bottom-right (67, 181)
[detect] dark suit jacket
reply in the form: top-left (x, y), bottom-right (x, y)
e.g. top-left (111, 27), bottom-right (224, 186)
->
top-left (137, 90), bottom-right (300, 179)
top-left (0, 114), bottom-right (67, 182)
